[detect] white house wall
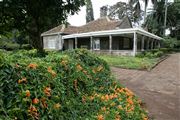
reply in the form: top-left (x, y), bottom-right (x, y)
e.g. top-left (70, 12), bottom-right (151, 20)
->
top-left (43, 34), bottom-right (63, 50)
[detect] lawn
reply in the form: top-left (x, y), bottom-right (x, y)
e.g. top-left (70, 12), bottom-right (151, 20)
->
top-left (99, 55), bottom-right (158, 70)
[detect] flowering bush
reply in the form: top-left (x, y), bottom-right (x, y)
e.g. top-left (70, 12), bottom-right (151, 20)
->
top-left (0, 49), bottom-right (148, 120)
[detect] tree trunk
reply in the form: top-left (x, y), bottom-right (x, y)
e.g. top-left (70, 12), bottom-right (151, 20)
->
top-left (27, 18), bottom-right (44, 53)
top-left (31, 33), bottom-right (43, 52)
top-left (144, 7), bottom-right (147, 24)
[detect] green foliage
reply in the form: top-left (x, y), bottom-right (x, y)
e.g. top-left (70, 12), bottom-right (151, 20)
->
top-left (0, 31), bottom-right (31, 51)
top-left (100, 55), bottom-right (157, 70)
top-left (136, 48), bottom-right (168, 59)
top-left (145, 1), bottom-right (180, 36)
top-left (86, 0), bottom-right (94, 23)
top-left (162, 37), bottom-right (180, 49)
top-left (0, 0), bottom-right (85, 50)
top-left (0, 49), bottom-right (147, 120)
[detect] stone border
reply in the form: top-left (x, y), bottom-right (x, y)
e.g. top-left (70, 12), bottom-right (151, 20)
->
top-left (149, 54), bottom-right (169, 71)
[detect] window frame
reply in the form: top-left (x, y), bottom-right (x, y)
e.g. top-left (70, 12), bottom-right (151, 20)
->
top-left (93, 38), bottom-right (100, 50)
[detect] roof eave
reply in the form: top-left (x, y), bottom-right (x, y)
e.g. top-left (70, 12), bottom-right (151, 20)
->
top-left (41, 32), bottom-right (63, 37)
top-left (135, 28), bottom-right (163, 40)
top-left (62, 28), bottom-right (162, 40)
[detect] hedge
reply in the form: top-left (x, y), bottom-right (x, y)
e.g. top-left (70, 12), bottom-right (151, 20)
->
top-left (0, 49), bottom-right (148, 120)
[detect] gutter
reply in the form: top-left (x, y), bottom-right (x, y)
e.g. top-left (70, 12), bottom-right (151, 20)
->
top-left (41, 32), bottom-right (63, 37)
top-left (62, 28), bottom-right (163, 40)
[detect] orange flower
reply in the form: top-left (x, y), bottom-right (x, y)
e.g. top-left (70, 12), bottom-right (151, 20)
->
top-left (60, 60), bottom-right (68, 66)
top-left (32, 98), bottom-right (39, 104)
top-left (97, 114), bottom-right (104, 120)
top-left (26, 90), bottom-right (30, 97)
top-left (28, 106), bottom-right (39, 119)
top-left (44, 87), bottom-right (51, 97)
top-left (28, 106), bottom-right (37, 113)
top-left (76, 64), bottom-right (83, 71)
top-left (89, 96), bottom-right (94, 101)
top-left (41, 98), bottom-right (48, 108)
top-left (83, 70), bottom-right (88, 75)
top-left (116, 88), bottom-right (124, 93)
top-left (118, 98), bottom-right (122, 101)
top-left (127, 106), bottom-right (134, 113)
top-left (124, 88), bottom-right (134, 96)
top-left (101, 96), bottom-right (105, 101)
top-left (115, 115), bottom-right (121, 120)
top-left (28, 63), bottom-right (38, 69)
top-left (105, 94), bottom-right (109, 101)
top-left (18, 77), bottom-right (27, 84)
top-left (110, 102), bottom-right (116, 107)
top-left (127, 97), bottom-right (134, 105)
top-left (15, 64), bottom-right (20, 68)
top-left (92, 69), bottom-right (96, 73)
top-left (101, 107), bottom-right (106, 112)
top-left (97, 65), bottom-right (103, 72)
top-left (82, 96), bottom-right (86, 103)
top-left (54, 103), bottom-right (61, 109)
top-left (73, 80), bottom-right (78, 92)
top-left (109, 95), bottom-right (114, 99)
top-left (99, 87), bottom-right (104, 90)
top-left (143, 117), bottom-right (148, 120)
top-left (117, 105), bottom-right (123, 110)
top-left (113, 94), bottom-right (118, 99)
top-left (47, 67), bottom-right (56, 77)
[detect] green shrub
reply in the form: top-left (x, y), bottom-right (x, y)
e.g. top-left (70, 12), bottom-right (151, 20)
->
top-left (137, 48), bottom-right (167, 59)
top-left (159, 48), bottom-right (168, 53)
top-left (21, 44), bottom-right (33, 50)
top-left (163, 37), bottom-right (180, 49)
top-left (0, 49), bottom-right (147, 120)
top-left (2, 43), bottom-right (20, 51)
top-left (144, 52), bottom-right (155, 58)
top-left (154, 51), bottom-right (164, 57)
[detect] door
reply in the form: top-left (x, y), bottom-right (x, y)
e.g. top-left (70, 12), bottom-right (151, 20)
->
top-left (68, 39), bottom-right (74, 50)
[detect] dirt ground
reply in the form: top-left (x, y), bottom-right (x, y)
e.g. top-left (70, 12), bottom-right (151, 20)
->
top-left (111, 53), bottom-right (180, 120)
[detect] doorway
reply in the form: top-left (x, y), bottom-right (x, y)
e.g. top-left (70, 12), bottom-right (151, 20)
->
top-left (68, 39), bottom-right (74, 50)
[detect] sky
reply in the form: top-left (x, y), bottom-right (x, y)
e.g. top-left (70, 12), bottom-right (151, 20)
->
top-left (67, 0), bottom-right (174, 27)
top-left (68, 0), bottom-right (128, 26)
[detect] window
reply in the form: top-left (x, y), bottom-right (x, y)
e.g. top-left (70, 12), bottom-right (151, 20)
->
top-left (123, 38), bottom-right (130, 49)
top-left (48, 39), bottom-right (56, 49)
top-left (94, 38), bottom-right (100, 50)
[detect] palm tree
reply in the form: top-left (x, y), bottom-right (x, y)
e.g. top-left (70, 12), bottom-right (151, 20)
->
top-left (145, 1), bottom-right (177, 36)
top-left (128, 0), bottom-right (157, 24)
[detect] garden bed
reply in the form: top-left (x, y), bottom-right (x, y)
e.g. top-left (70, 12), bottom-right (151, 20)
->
top-left (0, 49), bottom-right (148, 120)
top-left (100, 49), bottom-right (170, 71)
top-left (99, 55), bottom-right (158, 71)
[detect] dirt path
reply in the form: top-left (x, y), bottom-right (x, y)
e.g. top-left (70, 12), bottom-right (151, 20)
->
top-left (111, 53), bottom-right (180, 120)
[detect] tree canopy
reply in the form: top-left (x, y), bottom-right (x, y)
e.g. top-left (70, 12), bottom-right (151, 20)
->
top-left (86, 0), bottom-right (94, 23)
top-left (0, 0), bottom-right (85, 51)
top-left (145, 0), bottom-right (180, 36)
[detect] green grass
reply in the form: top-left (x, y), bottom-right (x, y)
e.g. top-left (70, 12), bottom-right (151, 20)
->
top-left (99, 55), bottom-right (158, 70)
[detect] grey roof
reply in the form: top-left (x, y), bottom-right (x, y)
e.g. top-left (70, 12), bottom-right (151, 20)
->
top-left (41, 16), bottom-right (132, 36)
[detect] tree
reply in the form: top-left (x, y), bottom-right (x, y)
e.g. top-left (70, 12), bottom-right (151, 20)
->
top-left (108, 2), bottom-right (129, 20)
top-left (107, 2), bottom-right (143, 26)
top-left (86, 0), bottom-right (94, 23)
top-left (128, 0), bottom-right (157, 24)
top-left (0, 0), bottom-right (85, 51)
top-left (145, 0), bottom-right (179, 36)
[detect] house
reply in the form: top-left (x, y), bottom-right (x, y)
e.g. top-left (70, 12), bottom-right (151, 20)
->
top-left (41, 16), bottom-right (162, 56)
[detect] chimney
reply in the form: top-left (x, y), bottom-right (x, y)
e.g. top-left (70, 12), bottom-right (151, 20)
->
top-left (100, 6), bottom-right (108, 17)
